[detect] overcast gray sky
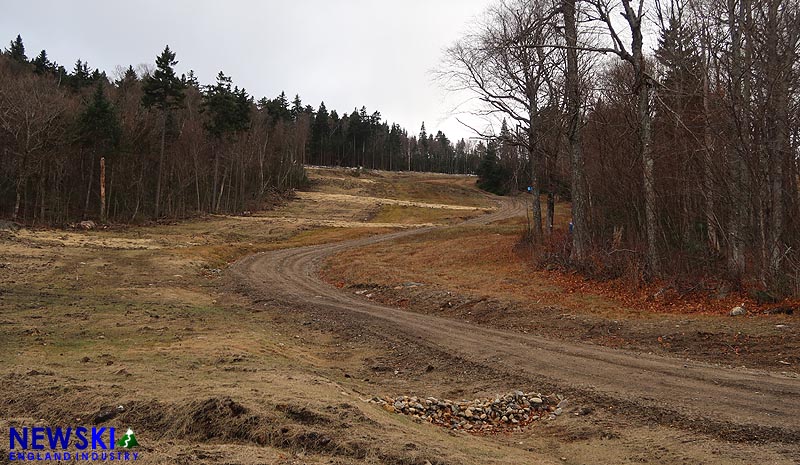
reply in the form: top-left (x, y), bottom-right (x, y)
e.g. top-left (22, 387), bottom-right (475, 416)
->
top-left (1, 0), bottom-right (493, 141)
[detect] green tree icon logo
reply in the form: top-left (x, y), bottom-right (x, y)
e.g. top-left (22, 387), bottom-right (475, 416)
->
top-left (116, 428), bottom-right (139, 448)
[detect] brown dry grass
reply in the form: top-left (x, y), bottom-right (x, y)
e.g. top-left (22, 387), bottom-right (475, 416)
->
top-left (3, 168), bottom-right (791, 465)
top-left (323, 218), bottom-right (633, 317)
top-left (0, 168), bottom-right (565, 465)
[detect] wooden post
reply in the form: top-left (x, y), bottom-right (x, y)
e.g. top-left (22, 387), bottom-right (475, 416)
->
top-left (100, 157), bottom-right (106, 222)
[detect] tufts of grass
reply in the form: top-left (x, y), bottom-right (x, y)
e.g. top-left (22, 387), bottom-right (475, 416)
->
top-left (370, 205), bottom-right (480, 225)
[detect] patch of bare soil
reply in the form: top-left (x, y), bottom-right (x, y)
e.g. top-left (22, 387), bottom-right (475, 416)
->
top-left (3, 168), bottom-right (798, 465)
top-left (322, 222), bottom-right (799, 371)
top-left (230, 194), bottom-right (800, 464)
top-left (332, 280), bottom-right (799, 370)
top-left (0, 169), bottom-right (565, 465)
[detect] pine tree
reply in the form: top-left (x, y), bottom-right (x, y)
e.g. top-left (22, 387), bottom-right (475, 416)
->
top-left (291, 94), bottom-right (303, 121)
top-left (310, 102), bottom-right (330, 164)
top-left (266, 91), bottom-right (291, 121)
top-left (78, 82), bottom-right (121, 150)
top-left (233, 87), bottom-right (252, 130)
top-left (203, 72), bottom-right (250, 137)
top-left (418, 122), bottom-right (429, 171)
top-left (115, 65), bottom-right (138, 89)
top-left (70, 59), bottom-right (92, 91)
top-left (7, 35), bottom-right (27, 63)
top-left (141, 45), bottom-right (186, 218)
top-left (142, 46), bottom-right (185, 111)
top-left (32, 50), bottom-right (52, 75)
top-left (202, 71), bottom-right (252, 211)
top-left (77, 81), bottom-right (121, 221)
top-left (90, 68), bottom-right (107, 83)
top-left (184, 70), bottom-right (199, 89)
top-left (476, 140), bottom-right (509, 195)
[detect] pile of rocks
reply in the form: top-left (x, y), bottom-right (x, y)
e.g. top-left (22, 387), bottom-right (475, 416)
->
top-left (368, 391), bottom-right (564, 432)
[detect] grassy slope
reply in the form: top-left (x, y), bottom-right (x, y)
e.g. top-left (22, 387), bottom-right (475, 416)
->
top-left (1, 168), bottom-right (552, 465)
top-left (2, 168), bottom-right (791, 465)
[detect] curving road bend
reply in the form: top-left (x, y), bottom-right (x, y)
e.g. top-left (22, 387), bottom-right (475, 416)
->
top-left (231, 198), bottom-right (800, 444)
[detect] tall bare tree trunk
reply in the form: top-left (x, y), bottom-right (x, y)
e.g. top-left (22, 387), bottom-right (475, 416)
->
top-left (14, 182), bottom-right (22, 221)
top-left (100, 157), bottom-right (106, 222)
top-left (563, 0), bottom-right (589, 261)
top-left (83, 155), bottom-right (94, 220)
top-left (193, 150), bottom-right (201, 213)
top-left (529, 117), bottom-right (543, 239)
top-left (212, 141), bottom-right (221, 213)
top-left (701, 56), bottom-right (720, 253)
top-left (38, 175), bottom-right (45, 224)
top-left (726, 0), bottom-right (747, 277)
top-left (625, 0), bottom-right (660, 276)
top-left (108, 166), bottom-right (114, 220)
top-left (638, 72), bottom-right (660, 275)
top-left (154, 112), bottom-right (167, 219)
top-left (216, 168), bottom-right (227, 212)
top-left (764, 0), bottom-right (789, 282)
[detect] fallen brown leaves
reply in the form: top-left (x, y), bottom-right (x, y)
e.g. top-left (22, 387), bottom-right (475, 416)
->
top-left (538, 266), bottom-right (799, 316)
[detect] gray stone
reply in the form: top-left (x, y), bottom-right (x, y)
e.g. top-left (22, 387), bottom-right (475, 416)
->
top-left (730, 305), bottom-right (747, 316)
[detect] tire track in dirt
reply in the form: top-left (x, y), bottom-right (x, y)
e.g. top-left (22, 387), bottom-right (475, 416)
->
top-left (231, 197), bottom-right (800, 444)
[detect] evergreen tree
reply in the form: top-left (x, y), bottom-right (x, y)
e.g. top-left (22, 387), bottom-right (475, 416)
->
top-left (346, 108), bottom-right (368, 166)
top-left (115, 65), bottom-right (138, 89)
top-left (202, 71), bottom-right (252, 211)
top-left (291, 94), bottom-right (303, 121)
top-left (498, 119), bottom-right (516, 183)
top-left (455, 138), bottom-right (468, 174)
top-left (77, 81), bottom-right (121, 221)
top-left (141, 45), bottom-right (186, 218)
top-left (184, 69), bottom-right (199, 89)
top-left (266, 91), bottom-right (291, 121)
top-left (476, 140), bottom-right (510, 195)
top-left (78, 81), bottom-right (121, 151)
top-left (142, 46), bottom-right (185, 111)
top-left (70, 59), bottom-right (92, 91)
top-left (234, 87), bottom-right (252, 128)
top-left (202, 72), bottom-right (251, 137)
top-left (388, 123), bottom-right (403, 170)
top-left (7, 34), bottom-right (26, 63)
top-left (90, 68), bottom-right (107, 84)
top-left (417, 122), bottom-right (429, 171)
top-left (310, 101), bottom-right (330, 164)
top-left (32, 50), bottom-right (51, 75)
top-left (276, 91), bottom-right (289, 109)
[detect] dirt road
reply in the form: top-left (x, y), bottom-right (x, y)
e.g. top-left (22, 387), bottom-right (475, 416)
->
top-left (232, 197), bottom-right (800, 447)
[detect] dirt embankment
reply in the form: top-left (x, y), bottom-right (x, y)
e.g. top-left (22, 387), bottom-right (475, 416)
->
top-left (321, 214), bottom-right (799, 371)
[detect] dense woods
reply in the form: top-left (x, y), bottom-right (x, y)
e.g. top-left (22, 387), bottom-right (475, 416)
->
top-left (0, 36), bottom-right (483, 225)
top-left (444, 0), bottom-right (800, 295)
